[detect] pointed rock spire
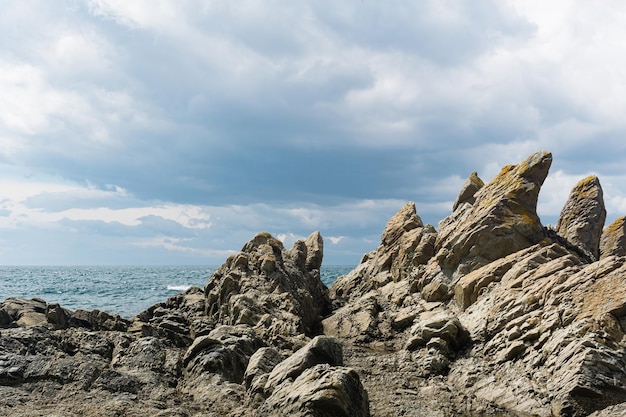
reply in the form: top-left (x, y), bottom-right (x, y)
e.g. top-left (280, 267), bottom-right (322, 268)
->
top-left (381, 201), bottom-right (423, 246)
top-left (304, 231), bottom-right (324, 271)
top-left (435, 151), bottom-right (552, 277)
top-left (452, 172), bottom-right (484, 211)
top-left (600, 216), bottom-right (626, 259)
top-left (555, 175), bottom-right (606, 261)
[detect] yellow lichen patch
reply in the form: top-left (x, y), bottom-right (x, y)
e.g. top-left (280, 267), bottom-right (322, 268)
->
top-left (604, 216), bottom-right (626, 235)
top-left (570, 175), bottom-right (601, 201)
top-left (469, 171), bottom-right (485, 188)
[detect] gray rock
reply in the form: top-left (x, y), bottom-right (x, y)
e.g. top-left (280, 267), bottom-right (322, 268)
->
top-left (452, 171), bottom-right (484, 211)
top-left (1, 297), bottom-right (47, 327)
top-left (330, 202), bottom-right (436, 305)
top-left (205, 231), bottom-right (331, 344)
top-left (600, 216), bottom-right (626, 259)
top-left (264, 335), bottom-right (343, 395)
top-left (434, 151), bottom-right (552, 279)
top-left (183, 325), bottom-right (264, 384)
top-left (260, 364), bottom-right (370, 417)
top-left (556, 175), bottom-right (606, 261)
top-left (244, 347), bottom-right (285, 406)
top-left (405, 310), bottom-right (468, 353)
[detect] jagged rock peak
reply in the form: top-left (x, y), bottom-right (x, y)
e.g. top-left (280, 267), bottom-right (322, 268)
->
top-left (434, 151), bottom-right (552, 277)
top-left (205, 231), bottom-right (331, 343)
top-left (304, 231), bottom-right (323, 270)
top-left (600, 216), bottom-right (626, 259)
top-left (327, 202), bottom-right (436, 309)
top-left (452, 171), bottom-right (484, 211)
top-left (474, 150), bottom-right (552, 212)
top-left (381, 201), bottom-right (423, 246)
top-left (287, 231), bottom-right (324, 271)
top-left (555, 175), bottom-right (606, 261)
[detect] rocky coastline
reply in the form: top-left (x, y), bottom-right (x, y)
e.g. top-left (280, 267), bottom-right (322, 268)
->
top-left (2, 151), bottom-right (626, 416)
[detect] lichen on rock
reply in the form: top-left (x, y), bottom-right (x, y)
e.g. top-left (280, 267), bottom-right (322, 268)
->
top-left (556, 175), bottom-right (606, 261)
top-left (4, 150), bottom-right (626, 417)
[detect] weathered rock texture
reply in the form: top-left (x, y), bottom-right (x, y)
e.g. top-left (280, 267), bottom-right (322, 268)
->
top-left (435, 150), bottom-right (552, 278)
top-left (0, 232), bottom-right (363, 417)
top-left (326, 151), bottom-right (626, 417)
top-left (3, 151), bottom-right (626, 417)
top-left (205, 231), bottom-right (332, 347)
top-left (555, 175), bottom-right (606, 261)
top-left (452, 171), bottom-right (484, 211)
top-left (600, 216), bottom-right (626, 259)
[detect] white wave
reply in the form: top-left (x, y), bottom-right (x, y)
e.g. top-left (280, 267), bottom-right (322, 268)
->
top-left (167, 284), bottom-right (192, 292)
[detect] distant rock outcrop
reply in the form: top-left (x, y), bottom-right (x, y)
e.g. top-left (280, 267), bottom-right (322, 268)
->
top-left (205, 231), bottom-right (332, 346)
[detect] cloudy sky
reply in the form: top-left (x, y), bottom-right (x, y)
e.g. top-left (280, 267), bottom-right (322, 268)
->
top-left (0, 0), bottom-right (625, 265)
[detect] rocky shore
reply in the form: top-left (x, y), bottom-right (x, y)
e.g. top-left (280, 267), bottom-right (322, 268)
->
top-left (2, 151), bottom-right (626, 416)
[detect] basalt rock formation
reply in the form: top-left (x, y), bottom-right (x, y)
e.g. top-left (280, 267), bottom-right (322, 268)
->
top-left (2, 151), bottom-right (626, 417)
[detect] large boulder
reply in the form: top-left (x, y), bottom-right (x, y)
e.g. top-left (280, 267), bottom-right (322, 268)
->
top-left (257, 336), bottom-right (369, 417)
top-left (555, 175), bottom-right (606, 261)
top-left (259, 364), bottom-right (370, 417)
top-left (264, 335), bottom-right (343, 394)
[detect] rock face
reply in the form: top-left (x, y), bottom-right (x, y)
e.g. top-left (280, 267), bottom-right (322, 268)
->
top-left (325, 202), bottom-right (437, 346)
top-left (205, 231), bottom-right (332, 346)
top-left (435, 150), bottom-right (552, 278)
top-left (452, 171), bottom-right (484, 211)
top-left (555, 175), bottom-right (606, 261)
top-left (330, 201), bottom-right (436, 305)
top-left (3, 150), bottom-right (626, 417)
top-left (326, 151), bottom-right (626, 417)
top-left (600, 216), bottom-right (626, 259)
top-left (1, 232), bottom-right (365, 417)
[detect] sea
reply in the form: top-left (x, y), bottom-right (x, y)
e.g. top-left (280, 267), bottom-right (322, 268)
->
top-left (0, 265), bottom-right (354, 319)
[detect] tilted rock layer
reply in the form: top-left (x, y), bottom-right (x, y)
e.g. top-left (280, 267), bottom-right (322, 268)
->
top-left (2, 150), bottom-right (626, 417)
top-left (327, 151), bottom-right (626, 417)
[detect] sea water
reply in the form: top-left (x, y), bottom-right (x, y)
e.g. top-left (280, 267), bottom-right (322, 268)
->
top-left (0, 265), bottom-right (354, 318)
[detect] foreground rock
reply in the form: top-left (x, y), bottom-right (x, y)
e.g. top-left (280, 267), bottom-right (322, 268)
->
top-left (3, 150), bottom-right (626, 417)
top-left (0, 233), bottom-right (364, 417)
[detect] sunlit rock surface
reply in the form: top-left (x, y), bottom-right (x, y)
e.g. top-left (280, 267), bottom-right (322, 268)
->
top-left (3, 151), bottom-right (626, 417)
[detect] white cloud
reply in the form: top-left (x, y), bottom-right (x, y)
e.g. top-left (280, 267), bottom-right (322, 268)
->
top-left (133, 236), bottom-right (235, 258)
top-left (1, 0), bottom-right (625, 265)
top-left (328, 236), bottom-right (344, 245)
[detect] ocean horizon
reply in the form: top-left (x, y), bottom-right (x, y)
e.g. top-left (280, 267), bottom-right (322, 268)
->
top-left (0, 265), bottom-right (354, 318)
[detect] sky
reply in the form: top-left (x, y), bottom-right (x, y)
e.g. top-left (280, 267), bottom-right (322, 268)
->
top-left (0, 0), bottom-right (626, 265)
